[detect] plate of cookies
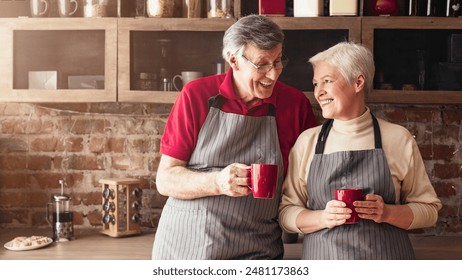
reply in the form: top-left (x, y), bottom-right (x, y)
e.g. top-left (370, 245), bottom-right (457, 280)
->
top-left (4, 236), bottom-right (53, 251)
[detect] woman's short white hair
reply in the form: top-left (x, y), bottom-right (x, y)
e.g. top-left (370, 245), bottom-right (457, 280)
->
top-left (309, 42), bottom-right (375, 95)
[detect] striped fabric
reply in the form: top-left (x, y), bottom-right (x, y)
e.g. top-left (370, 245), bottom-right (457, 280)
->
top-left (302, 115), bottom-right (415, 260)
top-left (153, 95), bottom-right (284, 259)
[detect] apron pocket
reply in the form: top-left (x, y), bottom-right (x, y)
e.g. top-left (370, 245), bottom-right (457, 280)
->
top-left (154, 202), bottom-right (207, 259)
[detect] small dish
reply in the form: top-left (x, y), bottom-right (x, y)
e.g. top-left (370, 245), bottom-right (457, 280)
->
top-left (4, 237), bottom-right (53, 251)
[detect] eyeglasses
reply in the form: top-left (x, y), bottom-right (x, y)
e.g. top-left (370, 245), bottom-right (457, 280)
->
top-left (241, 53), bottom-right (289, 74)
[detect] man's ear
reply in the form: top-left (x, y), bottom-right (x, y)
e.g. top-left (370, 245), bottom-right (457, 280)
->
top-left (228, 52), bottom-right (239, 70)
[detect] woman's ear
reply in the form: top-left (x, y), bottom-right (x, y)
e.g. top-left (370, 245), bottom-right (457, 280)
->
top-left (354, 74), bottom-right (365, 93)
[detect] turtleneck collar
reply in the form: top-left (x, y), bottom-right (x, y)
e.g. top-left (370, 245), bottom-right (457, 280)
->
top-left (331, 107), bottom-right (372, 134)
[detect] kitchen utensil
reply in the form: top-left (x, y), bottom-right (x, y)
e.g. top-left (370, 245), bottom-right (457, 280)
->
top-left (46, 180), bottom-right (74, 242)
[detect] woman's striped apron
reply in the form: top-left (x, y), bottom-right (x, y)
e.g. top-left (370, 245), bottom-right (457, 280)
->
top-left (302, 114), bottom-right (415, 259)
top-left (153, 95), bottom-right (284, 259)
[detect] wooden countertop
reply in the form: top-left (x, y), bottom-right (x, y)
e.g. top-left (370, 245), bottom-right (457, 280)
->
top-left (0, 228), bottom-right (154, 260)
top-left (1, 228), bottom-right (461, 260)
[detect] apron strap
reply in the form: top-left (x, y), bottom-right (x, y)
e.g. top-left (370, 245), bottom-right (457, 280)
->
top-left (371, 114), bottom-right (383, 149)
top-left (314, 113), bottom-right (383, 154)
top-left (208, 95), bottom-right (226, 109)
top-left (207, 94), bottom-right (276, 116)
top-left (314, 119), bottom-right (333, 154)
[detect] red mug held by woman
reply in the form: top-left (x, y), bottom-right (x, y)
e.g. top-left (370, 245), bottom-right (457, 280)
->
top-left (335, 188), bottom-right (364, 224)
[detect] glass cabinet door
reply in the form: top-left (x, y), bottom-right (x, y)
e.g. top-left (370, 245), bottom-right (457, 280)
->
top-left (362, 17), bottom-right (462, 104)
top-left (117, 18), bottom-right (234, 103)
top-left (0, 18), bottom-right (117, 103)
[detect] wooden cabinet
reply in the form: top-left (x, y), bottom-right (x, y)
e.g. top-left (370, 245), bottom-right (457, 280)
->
top-left (362, 17), bottom-right (462, 104)
top-left (116, 16), bottom-right (361, 104)
top-left (0, 18), bottom-right (117, 103)
top-left (0, 8), bottom-right (460, 104)
top-left (117, 18), bottom-right (234, 103)
top-left (270, 17), bottom-right (361, 104)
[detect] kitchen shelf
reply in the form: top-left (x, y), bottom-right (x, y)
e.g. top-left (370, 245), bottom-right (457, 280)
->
top-left (362, 16), bottom-right (462, 104)
top-left (0, 18), bottom-right (117, 103)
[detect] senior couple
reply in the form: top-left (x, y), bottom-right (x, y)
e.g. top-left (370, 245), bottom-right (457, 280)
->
top-left (151, 15), bottom-right (441, 260)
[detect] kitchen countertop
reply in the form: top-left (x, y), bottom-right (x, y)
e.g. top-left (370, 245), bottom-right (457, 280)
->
top-left (0, 228), bottom-right (154, 260)
top-left (0, 228), bottom-right (461, 260)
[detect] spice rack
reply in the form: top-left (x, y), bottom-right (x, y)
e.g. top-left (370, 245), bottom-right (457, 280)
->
top-left (100, 178), bottom-right (142, 238)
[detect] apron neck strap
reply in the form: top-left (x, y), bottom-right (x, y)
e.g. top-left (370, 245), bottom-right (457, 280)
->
top-left (314, 113), bottom-right (383, 154)
top-left (208, 95), bottom-right (226, 109)
top-left (314, 119), bottom-right (334, 154)
top-left (371, 114), bottom-right (382, 149)
top-left (207, 94), bottom-right (276, 116)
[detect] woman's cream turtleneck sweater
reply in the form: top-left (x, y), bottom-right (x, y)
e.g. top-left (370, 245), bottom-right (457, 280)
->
top-left (279, 108), bottom-right (442, 233)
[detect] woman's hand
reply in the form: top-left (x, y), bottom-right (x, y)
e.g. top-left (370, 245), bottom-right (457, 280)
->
top-left (320, 200), bottom-right (352, 228)
top-left (215, 163), bottom-right (252, 197)
top-left (354, 194), bottom-right (389, 223)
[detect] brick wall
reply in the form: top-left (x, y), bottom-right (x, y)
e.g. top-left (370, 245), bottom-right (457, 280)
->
top-left (0, 102), bottom-right (460, 236)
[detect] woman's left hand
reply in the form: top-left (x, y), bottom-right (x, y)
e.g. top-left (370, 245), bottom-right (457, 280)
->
top-left (353, 194), bottom-right (389, 223)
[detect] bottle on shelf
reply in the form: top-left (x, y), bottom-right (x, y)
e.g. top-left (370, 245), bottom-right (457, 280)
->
top-left (84, 0), bottom-right (108, 17)
top-left (135, 0), bottom-right (147, 17)
top-left (374, 0), bottom-right (398, 15)
top-left (157, 39), bottom-right (172, 90)
top-left (216, 62), bottom-right (224, 75)
top-left (293, 0), bottom-right (323, 17)
top-left (329, 0), bottom-right (358, 16)
top-left (448, 0), bottom-right (461, 16)
top-left (136, 72), bottom-right (158, 91)
top-left (182, 0), bottom-right (202, 18)
top-left (208, 0), bottom-right (234, 18)
top-left (146, 0), bottom-right (174, 17)
top-left (408, 0), bottom-right (446, 16)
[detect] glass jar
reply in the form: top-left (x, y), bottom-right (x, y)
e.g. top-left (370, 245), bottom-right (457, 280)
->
top-left (157, 39), bottom-right (172, 89)
top-left (207, 0), bottom-right (234, 18)
top-left (182, 0), bottom-right (202, 18)
top-left (147, 0), bottom-right (174, 17)
top-left (448, 0), bottom-right (461, 17)
top-left (135, 0), bottom-right (147, 17)
top-left (84, 0), bottom-right (108, 17)
top-left (136, 72), bottom-right (158, 91)
top-left (293, 0), bottom-right (323, 17)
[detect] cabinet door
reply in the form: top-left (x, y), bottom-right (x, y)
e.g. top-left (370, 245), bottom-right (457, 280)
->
top-left (362, 16), bottom-right (462, 104)
top-left (0, 18), bottom-right (117, 103)
top-left (117, 18), bottom-right (235, 103)
top-left (270, 17), bottom-right (361, 104)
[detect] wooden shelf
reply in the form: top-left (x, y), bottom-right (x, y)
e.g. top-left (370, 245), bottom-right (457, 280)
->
top-left (367, 90), bottom-right (462, 104)
top-left (0, 15), bottom-right (460, 104)
top-left (271, 16), bottom-right (362, 42)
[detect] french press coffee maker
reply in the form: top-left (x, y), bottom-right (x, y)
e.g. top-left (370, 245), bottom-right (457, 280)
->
top-left (47, 180), bottom-right (74, 242)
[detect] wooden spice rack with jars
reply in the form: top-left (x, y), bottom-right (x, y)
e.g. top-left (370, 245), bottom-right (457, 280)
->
top-left (100, 178), bottom-right (143, 238)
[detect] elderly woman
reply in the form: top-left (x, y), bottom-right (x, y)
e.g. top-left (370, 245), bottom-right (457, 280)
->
top-left (152, 15), bottom-right (316, 259)
top-left (279, 42), bottom-right (441, 259)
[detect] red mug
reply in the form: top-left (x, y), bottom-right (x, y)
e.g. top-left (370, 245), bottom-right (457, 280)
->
top-left (248, 164), bottom-right (278, 199)
top-left (334, 188), bottom-right (364, 224)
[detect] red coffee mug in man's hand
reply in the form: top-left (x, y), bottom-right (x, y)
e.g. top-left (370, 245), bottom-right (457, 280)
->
top-left (248, 164), bottom-right (278, 199)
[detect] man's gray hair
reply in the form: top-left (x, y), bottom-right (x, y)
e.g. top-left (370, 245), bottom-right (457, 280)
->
top-left (222, 14), bottom-right (284, 61)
